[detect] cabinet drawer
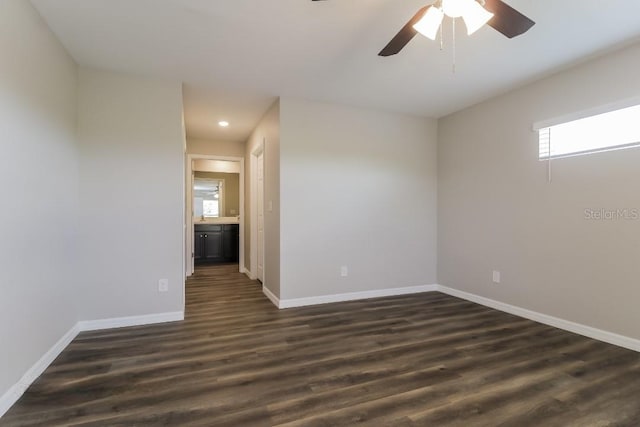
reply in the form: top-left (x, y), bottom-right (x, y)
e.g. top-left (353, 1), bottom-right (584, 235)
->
top-left (223, 224), bottom-right (239, 232)
top-left (195, 224), bottom-right (223, 232)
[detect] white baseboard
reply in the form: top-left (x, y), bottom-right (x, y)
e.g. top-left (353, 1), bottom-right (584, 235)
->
top-left (265, 282), bottom-right (640, 353)
top-left (262, 285), bottom-right (280, 308)
top-left (244, 269), bottom-right (257, 281)
top-left (77, 311), bottom-right (184, 332)
top-left (0, 310), bottom-right (184, 419)
top-left (436, 285), bottom-right (640, 353)
top-left (0, 323), bottom-right (80, 418)
top-left (275, 285), bottom-right (438, 309)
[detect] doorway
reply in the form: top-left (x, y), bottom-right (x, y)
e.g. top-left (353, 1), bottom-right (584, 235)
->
top-left (250, 142), bottom-right (265, 283)
top-left (256, 150), bottom-right (264, 283)
top-left (185, 155), bottom-right (245, 278)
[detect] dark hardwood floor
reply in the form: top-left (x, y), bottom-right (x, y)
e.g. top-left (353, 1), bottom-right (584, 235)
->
top-left (3, 264), bottom-right (640, 426)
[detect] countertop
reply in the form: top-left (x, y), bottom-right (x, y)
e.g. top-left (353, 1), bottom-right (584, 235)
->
top-left (194, 216), bottom-right (239, 225)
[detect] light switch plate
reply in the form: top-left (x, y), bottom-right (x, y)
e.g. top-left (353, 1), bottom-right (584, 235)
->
top-left (492, 271), bottom-right (501, 284)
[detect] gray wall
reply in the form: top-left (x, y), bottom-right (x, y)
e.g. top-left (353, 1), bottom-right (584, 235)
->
top-left (438, 42), bottom-right (640, 340)
top-left (0, 0), bottom-right (79, 404)
top-left (77, 68), bottom-right (185, 320)
top-left (279, 98), bottom-right (438, 300)
top-left (187, 138), bottom-right (245, 158)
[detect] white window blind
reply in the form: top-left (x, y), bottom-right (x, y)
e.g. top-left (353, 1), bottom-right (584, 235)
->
top-left (538, 127), bottom-right (551, 159)
top-left (537, 103), bottom-right (640, 160)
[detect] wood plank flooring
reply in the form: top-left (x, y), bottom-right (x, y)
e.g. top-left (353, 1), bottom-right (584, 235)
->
top-left (2, 264), bottom-right (640, 426)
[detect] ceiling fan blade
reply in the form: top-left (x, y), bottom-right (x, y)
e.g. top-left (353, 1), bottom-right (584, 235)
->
top-left (484, 0), bottom-right (535, 38)
top-left (378, 6), bottom-right (429, 57)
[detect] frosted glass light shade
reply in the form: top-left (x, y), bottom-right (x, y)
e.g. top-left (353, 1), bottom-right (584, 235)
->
top-left (462, 0), bottom-right (494, 34)
top-left (442, 0), bottom-right (469, 18)
top-left (413, 6), bottom-right (444, 40)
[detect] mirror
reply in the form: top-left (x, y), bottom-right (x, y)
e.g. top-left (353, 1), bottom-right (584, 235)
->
top-left (193, 169), bottom-right (240, 219)
top-left (194, 178), bottom-right (223, 218)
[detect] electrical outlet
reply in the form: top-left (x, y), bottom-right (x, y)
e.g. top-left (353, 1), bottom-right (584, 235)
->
top-left (340, 266), bottom-right (348, 277)
top-left (158, 279), bottom-right (169, 292)
top-left (492, 271), bottom-right (501, 284)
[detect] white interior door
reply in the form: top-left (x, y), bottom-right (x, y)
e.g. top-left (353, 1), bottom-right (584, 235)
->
top-left (185, 165), bottom-right (195, 277)
top-left (257, 152), bottom-right (265, 282)
top-left (190, 171), bottom-right (195, 274)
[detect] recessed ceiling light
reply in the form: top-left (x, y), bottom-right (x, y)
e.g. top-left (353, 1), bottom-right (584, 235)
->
top-left (218, 121), bottom-right (229, 127)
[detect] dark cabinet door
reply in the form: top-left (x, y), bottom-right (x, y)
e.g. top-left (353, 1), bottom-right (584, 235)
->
top-left (195, 224), bottom-right (238, 264)
top-left (194, 232), bottom-right (204, 264)
top-left (223, 224), bottom-right (239, 262)
top-left (204, 230), bottom-right (224, 262)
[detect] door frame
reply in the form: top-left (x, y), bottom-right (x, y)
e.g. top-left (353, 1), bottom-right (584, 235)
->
top-left (249, 140), bottom-right (265, 281)
top-left (185, 154), bottom-right (245, 278)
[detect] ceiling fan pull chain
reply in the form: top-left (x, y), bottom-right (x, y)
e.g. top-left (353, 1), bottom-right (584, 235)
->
top-left (439, 13), bottom-right (444, 51)
top-left (452, 17), bottom-right (456, 74)
top-left (548, 127), bottom-right (553, 183)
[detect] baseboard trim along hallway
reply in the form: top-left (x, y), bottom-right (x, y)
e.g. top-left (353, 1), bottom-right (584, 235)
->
top-left (267, 285), bottom-right (439, 309)
top-left (265, 284), bottom-right (640, 353)
top-left (0, 311), bottom-right (184, 418)
top-left (0, 324), bottom-right (80, 418)
top-left (77, 311), bottom-right (185, 332)
top-left (436, 285), bottom-right (640, 353)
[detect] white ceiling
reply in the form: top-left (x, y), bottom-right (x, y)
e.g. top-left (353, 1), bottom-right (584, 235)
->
top-left (31, 0), bottom-right (640, 142)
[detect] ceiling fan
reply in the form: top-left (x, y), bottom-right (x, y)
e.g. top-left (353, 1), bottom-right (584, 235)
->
top-left (311, 0), bottom-right (535, 57)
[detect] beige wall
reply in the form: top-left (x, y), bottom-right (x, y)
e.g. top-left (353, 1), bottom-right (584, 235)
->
top-left (194, 172), bottom-right (240, 216)
top-left (187, 138), bottom-right (245, 158)
top-left (245, 100), bottom-right (280, 297)
top-left (279, 98), bottom-right (438, 300)
top-left (193, 159), bottom-right (240, 174)
top-left (438, 42), bottom-right (640, 340)
top-left (77, 68), bottom-right (185, 320)
top-left (0, 0), bottom-right (80, 407)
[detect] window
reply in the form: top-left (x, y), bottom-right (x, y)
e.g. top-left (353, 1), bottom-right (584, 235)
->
top-left (202, 199), bottom-right (219, 217)
top-left (193, 178), bottom-right (224, 218)
top-left (537, 103), bottom-right (640, 160)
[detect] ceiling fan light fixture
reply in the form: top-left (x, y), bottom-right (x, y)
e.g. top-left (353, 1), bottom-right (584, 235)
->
top-left (462, 0), bottom-right (494, 35)
top-left (442, 0), bottom-right (470, 18)
top-left (412, 6), bottom-right (444, 40)
top-left (372, 0), bottom-right (536, 57)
